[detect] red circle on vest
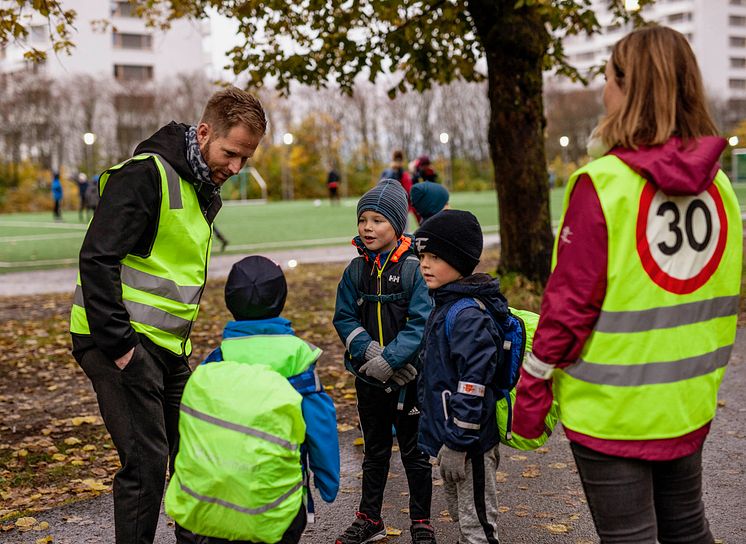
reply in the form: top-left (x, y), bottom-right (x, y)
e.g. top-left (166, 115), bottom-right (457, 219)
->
top-left (636, 183), bottom-right (728, 294)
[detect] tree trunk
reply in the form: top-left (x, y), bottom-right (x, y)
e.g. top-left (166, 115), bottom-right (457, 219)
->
top-left (469, 1), bottom-right (554, 283)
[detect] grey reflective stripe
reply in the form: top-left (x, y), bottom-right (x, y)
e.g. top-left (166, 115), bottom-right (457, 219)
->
top-left (179, 480), bottom-right (302, 516)
top-left (73, 285), bottom-right (84, 306)
top-left (141, 153), bottom-right (182, 210)
top-left (121, 264), bottom-right (201, 305)
top-left (453, 417), bottom-right (480, 430)
top-left (565, 345), bottom-right (733, 386)
top-left (181, 403), bottom-right (299, 451)
top-left (594, 296), bottom-right (739, 334)
top-left (345, 327), bottom-right (367, 351)
top-left (124, 299), bottom-right (192, 338)
top-left (74, 286), bottom-right (192, 338)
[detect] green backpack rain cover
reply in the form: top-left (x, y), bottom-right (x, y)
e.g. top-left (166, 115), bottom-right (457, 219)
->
top-left (165, 360), bottom-right (306, 542)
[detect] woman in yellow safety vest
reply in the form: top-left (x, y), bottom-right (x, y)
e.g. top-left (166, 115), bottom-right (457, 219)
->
top-left (512, 26), bottom-right (742, 543)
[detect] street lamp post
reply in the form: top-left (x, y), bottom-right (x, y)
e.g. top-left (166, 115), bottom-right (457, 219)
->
top-left (83, 132), bottom-right (96, 177)
top-left (559, 135), bottom-right (570, 181)
top-left (439, 132), bottom-right (452, 189)
top-left (730, 136), bottom-right (740, 182)
top-left (282, 132), bottom-right (294, 200)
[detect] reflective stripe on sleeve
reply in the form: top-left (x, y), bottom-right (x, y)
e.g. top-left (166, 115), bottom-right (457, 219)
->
top-left (345, 327), bottom-right (367, 351)
top-left (457, 381), bottom-right (486, 397)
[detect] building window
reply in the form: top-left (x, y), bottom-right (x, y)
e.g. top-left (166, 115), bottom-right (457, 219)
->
top-left (606, 22), bottom-right (621, 33)
top-left (731, 0), bottom-right (746, 6)
top-left (731, 57), bottom-right (746, 68)
top-left (730, 36), bottom-right (746, 47)
top-left (731, 15), bottom-right (746, 26)
top-left (114, 64), bottom-right (154, 82)
top-left (667, 12), bottom-right (693, 24)
top-left (114, 93), bottom-right (156, 111)
top-left (111, 1), bottom-right (135, 17)
top-left (575, 51), bottom-right (596, 62)
top-left (30, 25), bottom-right (48, 43)
top-left (112, 32), bottom-right (152, 50)
top-left (729, 78), bottom-right (746, 89)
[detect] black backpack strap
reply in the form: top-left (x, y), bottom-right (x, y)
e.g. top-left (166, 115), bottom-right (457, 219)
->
top-left (357, 254), bottom-right (420, 304)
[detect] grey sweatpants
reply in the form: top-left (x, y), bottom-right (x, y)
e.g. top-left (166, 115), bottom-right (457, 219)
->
top-left (443, 446), bottom-right (500, 544)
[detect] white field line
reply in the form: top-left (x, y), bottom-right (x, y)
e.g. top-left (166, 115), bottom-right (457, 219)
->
top-left (0, 232), bottom-right (84, 243)
top-left (0, 258), bottom-right (78, 268)
top-left (0, 220), bottom-right (87, 230)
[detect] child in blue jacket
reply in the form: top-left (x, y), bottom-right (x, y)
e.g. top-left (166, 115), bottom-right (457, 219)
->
top-left (176, 255), bottom-right (339, 544)
top-left (333, 179), bottom-right (435, 544)
top-left (415, 210), bottom-right (507, 544)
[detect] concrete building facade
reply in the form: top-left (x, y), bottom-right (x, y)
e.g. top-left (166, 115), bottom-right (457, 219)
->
top-left (553, 0), bottom-right (746, 125)
top-left (0, 0), bottom-right (209, 81)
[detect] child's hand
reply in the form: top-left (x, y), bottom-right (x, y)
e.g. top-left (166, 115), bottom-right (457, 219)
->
top-left (390, 364), bottom-right (417, 386)
top-left (438, 445), bottom-right (467, 483)
top-left (365, 341), bottom-right (384, 360)
top-left (359, 355), bottom-right (394, 382)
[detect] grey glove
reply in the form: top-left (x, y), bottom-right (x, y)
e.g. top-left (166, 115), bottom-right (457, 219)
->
top-left (438, 445), bottom-right (467, 483)
top-left (390, 364), bottom-right (418, 386)
top-left (359, 355), bottom-right (394, 382)
top-left (364, 341), bottom-right (384, 360)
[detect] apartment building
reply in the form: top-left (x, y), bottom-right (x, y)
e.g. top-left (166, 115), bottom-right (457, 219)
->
top-left (0, 0), bottom-right (209, 81)
top-left (554, 0), bottom-right (746, 125)
top-left (0, 1), bottom-right (213, 171)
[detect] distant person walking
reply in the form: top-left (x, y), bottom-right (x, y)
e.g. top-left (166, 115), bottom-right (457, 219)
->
top-left (513, 26), bottom-right (743, 544)
top-left (51, 171), bottom-right (63, 221)
top-left (69, 87), bottom-right (267, 544)
top-left (380, 149), bottom-right (416, 221)
top-left (411, 155), bottom-right (438, 185)
top-left (327, 166), bottom-right (341, 205)
top-left (76, 173), bottom-right (89, 221)
top-left (83, 175), bottom-right (100, 218)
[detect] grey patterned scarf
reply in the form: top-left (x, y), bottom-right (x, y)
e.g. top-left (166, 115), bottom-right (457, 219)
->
top-left (185, 125), bottom-right (214, 186)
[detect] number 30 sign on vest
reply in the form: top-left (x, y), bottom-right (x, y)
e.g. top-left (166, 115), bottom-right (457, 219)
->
top-left (552, 154), bottom-right (742, 442)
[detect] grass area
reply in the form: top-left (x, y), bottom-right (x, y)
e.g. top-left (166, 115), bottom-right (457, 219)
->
top-left (2, 183), bottom-right (745, 273)
top-left (0, 189), bottom-right (555, 272)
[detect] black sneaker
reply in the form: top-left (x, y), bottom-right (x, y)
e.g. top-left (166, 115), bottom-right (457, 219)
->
top-left (410, 520), bottom-right (437, 544)
top-left (335, 512), bottom-right (386, 544)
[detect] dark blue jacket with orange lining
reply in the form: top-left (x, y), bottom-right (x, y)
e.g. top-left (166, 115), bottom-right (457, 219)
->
top-left (333, 234), bottom-right (431, 381)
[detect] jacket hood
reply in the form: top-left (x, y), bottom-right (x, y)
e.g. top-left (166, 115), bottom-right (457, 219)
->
top-left (611, 136), bottom-right (726, 196)
top-left (352, 233), bottom-right (416, 263)
top-left (134, 121), bottom-right (222, 208)
top-left (134, 122), bottom-right (195, 182)
top-left (222, 317), bottom-right (293, 339)
top-left (433, 273), bottom-right (508, 318)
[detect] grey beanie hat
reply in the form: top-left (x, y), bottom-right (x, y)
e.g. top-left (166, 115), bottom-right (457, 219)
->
top-left (356, 178), bottom-right (408, 237)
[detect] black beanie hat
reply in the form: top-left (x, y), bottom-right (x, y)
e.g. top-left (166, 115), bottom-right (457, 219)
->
top-left (356, 178), bottom-right (408, 237)
top-left (414, 210), bottom-right (483, 277)
top-left (225, 256), bottom-right (287, 320)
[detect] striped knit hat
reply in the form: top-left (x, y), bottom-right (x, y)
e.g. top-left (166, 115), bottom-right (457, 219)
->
top-left (357, 178), bottom-right (408, 237)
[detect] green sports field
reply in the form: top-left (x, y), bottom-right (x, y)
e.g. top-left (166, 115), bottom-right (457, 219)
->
top-left (2, 185), bottom-right (746, 273)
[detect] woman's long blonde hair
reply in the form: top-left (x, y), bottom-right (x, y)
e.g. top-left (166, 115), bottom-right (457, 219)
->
top-left (596, 25), bottom-right (718, 149)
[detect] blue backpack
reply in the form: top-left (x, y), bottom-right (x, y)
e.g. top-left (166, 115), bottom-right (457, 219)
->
top-left (445, 298), bottom-right (532, 442)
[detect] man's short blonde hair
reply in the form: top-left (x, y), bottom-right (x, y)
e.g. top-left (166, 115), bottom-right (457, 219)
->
top-left (200, 87), bottom-right (267, 137)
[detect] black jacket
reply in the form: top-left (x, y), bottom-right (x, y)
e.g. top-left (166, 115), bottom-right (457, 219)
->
top-left (417, 274), bottom-right (508, 457)
top-left (72, 122), bottom-right (222, 361)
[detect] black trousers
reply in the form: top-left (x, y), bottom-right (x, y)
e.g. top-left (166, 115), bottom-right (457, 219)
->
top-left (571, 442), bottom-right (713, 544)
top-left (355, 378), bottom-right (432, 521)
top-left (175, 505), bottom-right (307, 544)
top-left (76, 340), bottom-right (191, 544)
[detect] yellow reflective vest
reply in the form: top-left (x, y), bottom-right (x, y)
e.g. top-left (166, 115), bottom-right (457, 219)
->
top-left (553, 154), bottom-right (742, 440)
top-left (70, 153), bottom-right (212, 356)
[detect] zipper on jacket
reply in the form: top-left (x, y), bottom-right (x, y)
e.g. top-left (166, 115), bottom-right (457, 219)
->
top-left (376, 251), bottom-right (394, 346)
